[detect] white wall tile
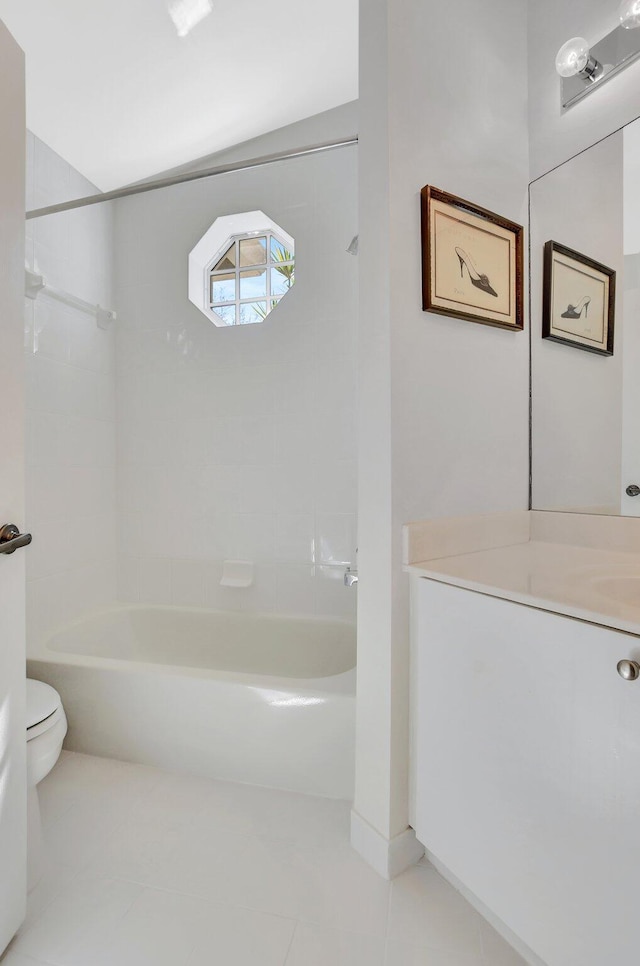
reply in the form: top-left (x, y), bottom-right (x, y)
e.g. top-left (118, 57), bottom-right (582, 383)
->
top-left (118, 554), bottom-right (141, 603)
top-left (239, 465), bottom-right (278, 514)
top-left (231, 513), bottom-right (276, 562)
top-left (32, 301), bottom-right (70, 364)
top-left (316, 514), bottom-right (357, 567)
top-left (240, 416), bottom-right (276, 465)
top-left (26, 135), bottom-right (117, 648)
top-left (27, 139), bottom-right (357, 622)
top-left (136, 557), bottom-right (172, 605)
top-left (170, 558), bottom-right (206, 608)
top-left (17, 137), bottom-right (357, 628)
top-left (276, 413), bottom-right (316, 464)
top-left (276, 514), bottom-right (316, 563)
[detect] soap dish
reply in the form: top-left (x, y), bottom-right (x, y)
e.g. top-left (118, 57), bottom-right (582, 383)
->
top-left (220, 560), bottom-right (254, 589)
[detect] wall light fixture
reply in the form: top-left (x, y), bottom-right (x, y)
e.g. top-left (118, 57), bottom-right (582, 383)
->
top-left (556, 4), bottom-right (640, 109)
top-left (620, 0), bottom-right (640, 29)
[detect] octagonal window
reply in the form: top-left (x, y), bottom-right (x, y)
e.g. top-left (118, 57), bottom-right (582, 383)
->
top-left (188, 211), bottom-right (295, 326)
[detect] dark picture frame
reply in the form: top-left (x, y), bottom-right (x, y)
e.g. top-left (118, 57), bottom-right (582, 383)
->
top-left (420, 186), bottom-right (524, 331)
top-left (542, 240), bottom-right (616, 356)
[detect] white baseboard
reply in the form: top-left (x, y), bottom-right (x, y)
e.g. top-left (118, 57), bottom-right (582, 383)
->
top-left (350, 809), bottom-right (425, 879)
top-left (425, 850), bottom-right (547, 966)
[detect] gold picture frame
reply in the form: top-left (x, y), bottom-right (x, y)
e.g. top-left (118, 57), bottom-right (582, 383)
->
top-left (420, 186), bottom-right (524, 331)
top-left (542, 241), bottom-right (616, 356)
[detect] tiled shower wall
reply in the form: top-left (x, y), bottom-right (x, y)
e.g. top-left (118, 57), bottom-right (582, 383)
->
top-left (24, 134), bottom-right (117, 646)
top-left (114, 147), bottom-right (358, 620)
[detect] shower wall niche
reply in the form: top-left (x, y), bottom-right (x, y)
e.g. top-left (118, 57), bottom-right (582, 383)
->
top-left (25, 126), bottom-right (358, 648)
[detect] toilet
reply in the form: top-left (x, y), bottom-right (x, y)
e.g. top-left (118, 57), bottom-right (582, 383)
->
top-left (26, 679), bottom-right (67, 890)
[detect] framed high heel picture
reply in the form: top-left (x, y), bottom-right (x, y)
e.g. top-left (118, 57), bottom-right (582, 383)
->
top-left (420, 186), bottom-right (524, 331)
top-left (542, 241), bottom-right (616, 355)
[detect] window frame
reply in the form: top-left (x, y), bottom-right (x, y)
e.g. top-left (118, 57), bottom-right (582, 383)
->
top-left (208, 229), bottom-right (295, 326)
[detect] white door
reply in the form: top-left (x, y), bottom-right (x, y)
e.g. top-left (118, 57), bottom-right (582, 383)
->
top-left (0, 18), bottom-right (27, 955)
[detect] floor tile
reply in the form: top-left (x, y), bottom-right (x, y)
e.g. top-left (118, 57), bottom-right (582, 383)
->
top-left (479, 921), bottom-right (528, 965)
top-left (11, 875), bottom-right (142, 966)
top-left (0, 951), bottom-right (52, 966)
top-left (384, 938), bottom-right (482, 965)
top-left (186, 905), bottom-right (296, 966)
top-left (39, 752), bottom-right (165, 872)
top-left (225, 834), bottom-right (304, 918)
top-left (20, 753), bottom-right (513, 966)
top-left (388, 864), bottom-right (483, 956)
top-left (285, 922), bottom-right (385, 966)
top-left (293, 842), bottom-right (391, 936)
top-left (23, 863), bottom-right (79, 931)
top-left (83, 886), bottom-right (295, 966)
top-left (85, 806), bottom-right (201, 887)
top-left (201, 779), bottom-right (351, 847)
top-left (42, 801), bottom-right (124, 873)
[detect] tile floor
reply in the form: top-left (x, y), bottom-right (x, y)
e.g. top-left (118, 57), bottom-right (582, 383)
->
top-left (1, 752), bottom-right (526, 966)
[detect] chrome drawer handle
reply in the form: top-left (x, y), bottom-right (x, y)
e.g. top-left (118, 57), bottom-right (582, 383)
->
top-left (617, 660), bottom-right (640, 681)
top-left (0, 524), bottom-right (32, 555)
top-left (626, 484), bottom-right (640, 497)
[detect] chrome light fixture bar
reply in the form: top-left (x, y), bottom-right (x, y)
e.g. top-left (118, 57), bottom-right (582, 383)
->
top-left (557, 2), bottom-right (640, 111)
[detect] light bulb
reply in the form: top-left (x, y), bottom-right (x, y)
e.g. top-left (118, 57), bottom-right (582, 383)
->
top-left (555, 37), bottom-right (591, 77)
top-left (620, 0), bottom-right (640, 28)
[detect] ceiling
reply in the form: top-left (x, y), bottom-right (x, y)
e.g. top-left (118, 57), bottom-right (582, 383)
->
top-left (0, 0), bottom-right (358, 191)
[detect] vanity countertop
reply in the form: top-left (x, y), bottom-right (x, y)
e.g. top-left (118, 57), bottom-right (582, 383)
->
top-left (404, 512), bottom-right (640, 637)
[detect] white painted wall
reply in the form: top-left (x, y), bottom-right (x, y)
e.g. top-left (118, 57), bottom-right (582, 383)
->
top-left (0, 0), bottom-right (358, 191)
top-left (114, 110), bottom-right (358, 620)
top-left (528, 0), bottom-right (640, 180)
top-left (530, 133), bottom-right (624, 513)
top-left (152, 101), bottom-right (358, 181)
top-left (623, 118), bottom-right (640, 255)
top-left (24, 135), bottom-right (117, 648)
top-left (355, 0), bottom-right (530, 850)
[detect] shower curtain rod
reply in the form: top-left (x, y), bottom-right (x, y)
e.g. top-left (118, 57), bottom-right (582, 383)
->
top-left (26, 136), bottom-right (359, 220)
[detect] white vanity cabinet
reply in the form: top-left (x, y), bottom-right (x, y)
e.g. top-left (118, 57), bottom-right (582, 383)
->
top-left (411, 576), bottom-right (640, 966)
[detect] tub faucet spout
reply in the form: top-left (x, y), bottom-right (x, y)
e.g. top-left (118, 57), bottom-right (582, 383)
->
top-left (344, 568), bottom-right (358, 587)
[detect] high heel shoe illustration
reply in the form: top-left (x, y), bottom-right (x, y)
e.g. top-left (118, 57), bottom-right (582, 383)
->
top-left (455, 247), bottom-right (498, 298)
top-left (560, 297), bottom-right (591, 319)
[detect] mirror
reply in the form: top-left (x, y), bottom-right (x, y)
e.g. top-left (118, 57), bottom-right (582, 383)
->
top-left (530, 116), bottom-right (640, 516)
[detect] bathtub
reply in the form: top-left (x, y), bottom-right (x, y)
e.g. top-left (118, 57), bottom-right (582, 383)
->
top-left (27, 605), bottom-right (357, 799)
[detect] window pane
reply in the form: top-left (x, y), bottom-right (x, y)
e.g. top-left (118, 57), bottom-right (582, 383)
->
top-left (240, 269), bottom-right (267, 300)
top-left (239, 302), bottom-right (268, 325)
top-left (270, 236), bottom-right (292, 261)
top-left (211, 273), bottom-right (236, 303)
top-left (213, 243), bottom-right (236, 271)
top-left (212, 303), bottom-right (236, 326)
top-left (271, 265), bottom-right (294, 296)
top-left (239, 236), bottom-right (267, 266)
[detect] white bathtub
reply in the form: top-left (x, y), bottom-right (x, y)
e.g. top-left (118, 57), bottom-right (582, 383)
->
top-left (27, 605), bottom-right (357, 799)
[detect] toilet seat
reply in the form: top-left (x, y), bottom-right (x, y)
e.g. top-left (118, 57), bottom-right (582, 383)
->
top-left (26, 680), bottom-right (63, 741)
top-left (25, 679), bottom-right (67, 891)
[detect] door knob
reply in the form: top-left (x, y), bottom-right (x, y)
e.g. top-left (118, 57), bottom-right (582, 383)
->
top-left (617, 659), bottom-right (640, 681)
top-left (0, 524), bottom-right (32, 555)
top-left (626, 484), bottom-right (640, 497)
